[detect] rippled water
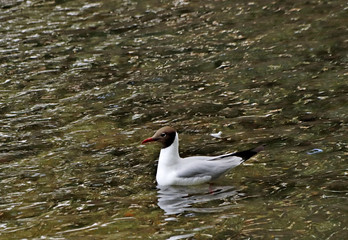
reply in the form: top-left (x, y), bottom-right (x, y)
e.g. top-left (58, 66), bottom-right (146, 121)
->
top-left (1, 0), bottom-right (347, 239)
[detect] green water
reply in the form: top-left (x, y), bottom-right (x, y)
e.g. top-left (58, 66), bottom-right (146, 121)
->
top-left (0, 0), bottom-right (347, 239)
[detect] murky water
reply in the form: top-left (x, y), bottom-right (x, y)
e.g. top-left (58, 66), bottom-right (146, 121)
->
top-left (1, 0), bottom-right (347, 239)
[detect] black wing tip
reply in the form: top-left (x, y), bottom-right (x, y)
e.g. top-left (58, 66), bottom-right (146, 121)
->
top-left (233, 144), bottom-right (265, 161)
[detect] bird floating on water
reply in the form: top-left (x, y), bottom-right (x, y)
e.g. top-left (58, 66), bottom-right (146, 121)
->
top-left (142, 126), bottom-right (264, 186)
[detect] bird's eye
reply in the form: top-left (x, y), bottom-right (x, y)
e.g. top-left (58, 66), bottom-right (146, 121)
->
top-left (160, 133), bottom-right (166, 137)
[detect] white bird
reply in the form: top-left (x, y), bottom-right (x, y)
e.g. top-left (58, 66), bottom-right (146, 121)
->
top-left (142, 126), bottom-right (264, 186)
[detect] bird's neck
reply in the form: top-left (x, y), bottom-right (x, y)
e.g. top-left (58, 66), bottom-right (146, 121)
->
top-left (158, 133), bottom-right (180, 166)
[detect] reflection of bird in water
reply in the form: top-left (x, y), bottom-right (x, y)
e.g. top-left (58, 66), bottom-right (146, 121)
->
top-left (157, 184), bottom-right (241, 215)
top-left (142, 126), bottom-right (264, 186)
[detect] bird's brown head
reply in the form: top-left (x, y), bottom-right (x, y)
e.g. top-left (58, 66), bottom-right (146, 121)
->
top-left (141, 126), bottom-right (177, 148)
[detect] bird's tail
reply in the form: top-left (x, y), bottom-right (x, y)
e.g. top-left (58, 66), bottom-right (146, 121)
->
top-left (231, 144), bottom-right (265, 162)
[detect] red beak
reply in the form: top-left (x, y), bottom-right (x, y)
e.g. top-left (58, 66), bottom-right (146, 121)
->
top-left (141, 137), bottom-right (155, 144)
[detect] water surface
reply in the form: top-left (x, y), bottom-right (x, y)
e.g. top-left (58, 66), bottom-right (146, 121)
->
top-left (0, 0), bottom-right (347, 239)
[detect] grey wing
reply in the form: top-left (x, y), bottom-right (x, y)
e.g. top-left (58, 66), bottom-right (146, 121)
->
top-left (178, 145), bottom-right (263, 180)
top-left (177, 163), bottom-right (215, 178)
top-left (209, 153), bottom-right (244, 163)
top-left (185, 153), bottom-right (243, 163)
top-left (177, 156), bottom-right (243, 180)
